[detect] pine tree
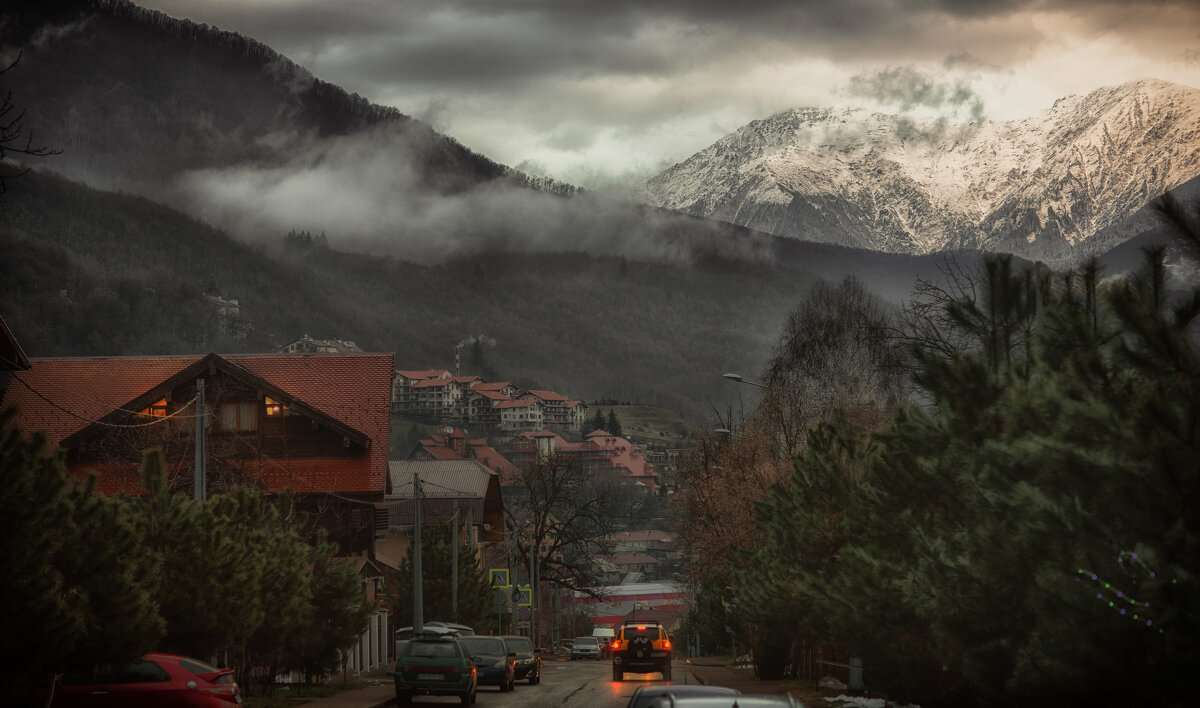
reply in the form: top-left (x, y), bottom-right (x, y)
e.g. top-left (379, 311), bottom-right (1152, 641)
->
top-left (606, 409), bottom-right (623, 438)
top-left (388, 521), bottom-right (495, 632)
top-left (0, 410), bottom-right (161, 705)
top-left (738, 252), bottom-right (1200, 706)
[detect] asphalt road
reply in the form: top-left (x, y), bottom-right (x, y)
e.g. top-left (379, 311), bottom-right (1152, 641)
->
top-left (404, 656), bottom-right (696, 707)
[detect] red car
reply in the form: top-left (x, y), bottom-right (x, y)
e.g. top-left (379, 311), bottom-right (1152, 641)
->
top-left (50, 653), bottom-right (241, 707)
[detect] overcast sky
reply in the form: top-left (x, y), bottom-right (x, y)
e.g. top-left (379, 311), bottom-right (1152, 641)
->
top-left (139, 0), bottom-right (1200, 190)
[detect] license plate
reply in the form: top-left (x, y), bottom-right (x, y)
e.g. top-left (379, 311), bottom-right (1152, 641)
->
top-left (417, 673), bottom-right (443, 680)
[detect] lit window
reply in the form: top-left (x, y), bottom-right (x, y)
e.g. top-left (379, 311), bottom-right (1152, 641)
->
top-left (264, 397), bottom-right (285, 416)
top-left (141, 398), bottom-right (168, 418)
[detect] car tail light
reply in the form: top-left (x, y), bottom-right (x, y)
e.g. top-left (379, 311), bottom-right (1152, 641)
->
top-left (663, 640), bottom-right (671, 650)
top-left (199, 685), bottom-right (239, 701)
top-left (611, 640), bottom-right (622, 650)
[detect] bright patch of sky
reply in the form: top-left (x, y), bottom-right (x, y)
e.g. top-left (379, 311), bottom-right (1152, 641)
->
top-left (139, 0), bottom-right (1200, 190)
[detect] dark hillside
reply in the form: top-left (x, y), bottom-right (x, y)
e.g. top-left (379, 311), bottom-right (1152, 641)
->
top-left (0, 0), bottom-right (514, 194)
top-left (0, 168), bottom-right (972, 422)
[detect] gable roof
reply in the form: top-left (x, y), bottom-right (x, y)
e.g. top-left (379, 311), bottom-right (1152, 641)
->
top-left (525, 389), bottom-right (567, 402)
top-left (4, 353), bottom-right (394, 494)
top-left (388, 459), bottom-right (496, 498)
top-left (0, 314), bottom-right (30, 371)
top-left (471, 389), bottom-right (510, 401)
top-left (494, 398), bottom-right (541, 410)
top-left (395, 369), bottom-right (451, 380)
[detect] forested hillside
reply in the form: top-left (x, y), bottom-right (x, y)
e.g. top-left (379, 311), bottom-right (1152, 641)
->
top-left (0, 168), bottom-right (991, 421)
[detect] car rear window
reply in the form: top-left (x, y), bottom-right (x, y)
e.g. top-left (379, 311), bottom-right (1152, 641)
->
top-left (403, 641), bottom-right (462, 658)
top-left (61, 660), bottom-right (171, 685)
top-left (505, 637), bottom-right (532, 652)
top-left (460, 637), bottom-right (507, 655)
top-left (179, 657), bottom-right (222, 676)
top-left (574, 637), bottom-right (598, 645)
top-left (622, 627), bottom-right (662, 640)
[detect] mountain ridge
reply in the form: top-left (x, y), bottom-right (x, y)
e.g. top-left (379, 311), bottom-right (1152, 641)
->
top-left (637, 78), bottom-right (1200, 264)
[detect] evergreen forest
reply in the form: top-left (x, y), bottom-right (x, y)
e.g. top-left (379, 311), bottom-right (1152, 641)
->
top-left (676, 245), bottom-right (1200, 707)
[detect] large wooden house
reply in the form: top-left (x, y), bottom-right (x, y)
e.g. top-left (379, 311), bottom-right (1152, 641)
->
top-left (2, 351), bottom-right (394, 554)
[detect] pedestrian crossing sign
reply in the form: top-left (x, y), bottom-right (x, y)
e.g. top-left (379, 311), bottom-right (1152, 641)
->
top-left (516, 587), bottom-right (532, 606)
top-left (490, 568), bottom-right (510, 588)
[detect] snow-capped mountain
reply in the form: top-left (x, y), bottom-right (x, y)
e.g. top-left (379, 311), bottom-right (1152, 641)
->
top-left (636, 79), bottom-right (1200, 262)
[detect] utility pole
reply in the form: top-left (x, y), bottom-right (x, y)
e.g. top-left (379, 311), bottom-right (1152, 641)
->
top-left (530, 545), bottom-right (537, 645)
top-left (451, 499), bottom-right (459, 623)
top-left (413, 472), bottom-right (423, 634)
top-left (193, 378), bottom-right (206, 502)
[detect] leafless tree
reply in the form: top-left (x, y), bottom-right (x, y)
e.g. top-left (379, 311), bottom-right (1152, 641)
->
top-left (0, 53), bottom-right (59, 196)
top-left (503, 453), bottom-right (622, 596)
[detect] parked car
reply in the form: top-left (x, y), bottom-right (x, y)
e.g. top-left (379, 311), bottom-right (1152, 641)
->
top-left (641, 695), bottom-right (805, 708)
top-left (393, 634), bottom-right (477, 706)
top-left (395, 622), bottom-right (474, 658)
top-left (50, 653), bottom-right (240, 707)
top-left (625, 685), bottom-right (741, 708)
top-left (611, 620), bottom-right (673, 681)
top-left (458, 635), bottom-right (516, 692)
top-left (570, 636), bottom-right (602, 660)
top-left (500, 635), bottom-right (542, 684)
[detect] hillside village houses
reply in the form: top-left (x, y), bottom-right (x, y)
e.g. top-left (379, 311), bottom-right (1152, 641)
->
top-left (0, 310), bottom-right (675, 672)
top-left (392, 368), bottom-right (590, 432)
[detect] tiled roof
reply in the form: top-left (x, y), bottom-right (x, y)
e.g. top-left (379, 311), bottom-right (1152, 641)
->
top-left (396, 369), bottom-right (451, 380)
top-left (495, 399), bottom-right (540, 410)
top-left (412, 379), bottom-right (451, 389)
top-left (419, 445), bottom-right (464, 461)
top-left (4, 353), bottom-right (393, 495)
top-left (471, 390), bottom-right (510, 401)
top-left (472, 382), bottom-right (512, 392)
top-left (525, 389), bottom-right (567, 402)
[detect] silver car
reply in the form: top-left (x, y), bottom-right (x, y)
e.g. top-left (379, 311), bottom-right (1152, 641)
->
top-left (570, 636), bottom-right (601, 660)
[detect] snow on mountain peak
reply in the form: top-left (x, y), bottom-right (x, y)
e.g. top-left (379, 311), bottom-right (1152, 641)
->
top-left (636, 79), bottom-right (1200, 261)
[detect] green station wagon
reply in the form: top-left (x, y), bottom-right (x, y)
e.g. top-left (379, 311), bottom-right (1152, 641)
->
top-left (394, 635), bottom-right (477, 705)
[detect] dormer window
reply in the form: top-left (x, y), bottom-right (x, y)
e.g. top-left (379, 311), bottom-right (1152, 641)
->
top-left (141, 398), bottom-right (168, 418)
top-left (264, 396), bottom-right (291, 417)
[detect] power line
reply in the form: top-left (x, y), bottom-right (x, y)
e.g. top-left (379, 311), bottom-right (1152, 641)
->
top-left (14, 376), bottom-right (199, 428)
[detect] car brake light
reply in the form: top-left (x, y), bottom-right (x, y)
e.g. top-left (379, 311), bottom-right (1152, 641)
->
top-left (199, 686), bottom-right (237, 696)
top-left (663, 640), bottom-right (671, 650)
top-left (611, 640), bottom-right (621, 650)
top-left (636, 625), bottom-right (646, 630)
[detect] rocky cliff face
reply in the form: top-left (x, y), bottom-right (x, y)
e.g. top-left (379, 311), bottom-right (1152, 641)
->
top-left (637, 79), bottom-right (1200, 262)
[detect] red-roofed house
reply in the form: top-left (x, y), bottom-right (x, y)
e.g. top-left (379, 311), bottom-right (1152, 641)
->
top-left (495, 397), bottom-right (544, 431)
top-left (2, 352), bottom-right (394, 553)
top-left (391, 369), bottom-right (452, 413)
top-left (505, 429), bottom-right (659, 493)
top-left (410, 426), bottom-right (521, 484)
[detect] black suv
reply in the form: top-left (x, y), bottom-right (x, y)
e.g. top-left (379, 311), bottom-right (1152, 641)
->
top-left (611, 620), bottom-right (672, 681)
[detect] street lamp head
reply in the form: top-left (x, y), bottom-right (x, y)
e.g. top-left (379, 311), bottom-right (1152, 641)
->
top-left (714, 428), bottom-right (732, 435)
top-left (722, 373), bottom-right (745, 383)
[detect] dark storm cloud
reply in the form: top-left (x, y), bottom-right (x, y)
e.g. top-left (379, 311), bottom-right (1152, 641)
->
top-left (847, 66), bottom-right (987, 122)
top-left (137, 0), bottom-right (1200, 185)
top-left (143, 0), bottom-right (1198, 95)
